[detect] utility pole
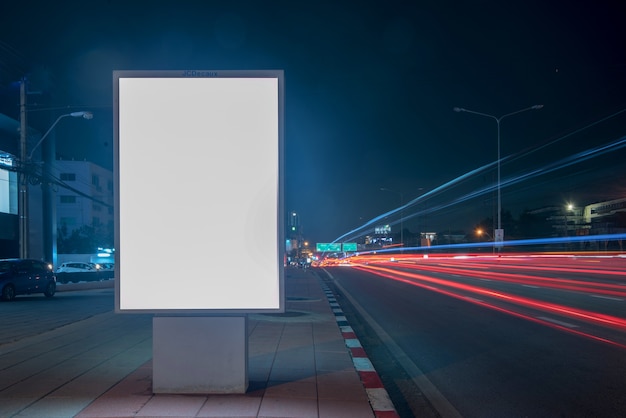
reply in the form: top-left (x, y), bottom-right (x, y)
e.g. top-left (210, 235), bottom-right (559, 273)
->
top-left (19, 78), bottom-right (29, 259)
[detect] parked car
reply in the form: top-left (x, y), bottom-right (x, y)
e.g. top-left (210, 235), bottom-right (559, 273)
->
top-left (56, 262), bottom-right (100, 273)
top-left (0, 258), bottom-right (57, 301)
top-left (98, 263), bottom-right (115, 271)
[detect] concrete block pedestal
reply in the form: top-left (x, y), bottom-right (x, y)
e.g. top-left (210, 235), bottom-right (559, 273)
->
top-left (152, 316), bottom-right (248, 394)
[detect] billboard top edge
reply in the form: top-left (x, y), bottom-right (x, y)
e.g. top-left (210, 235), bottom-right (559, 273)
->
top-left (113, 69), bottom-right (284, 79)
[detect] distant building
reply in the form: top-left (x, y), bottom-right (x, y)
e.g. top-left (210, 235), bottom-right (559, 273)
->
top-left (584, 197), bottom-right (626, 235)
top-left (532, 198), bottom-right (626, 240)
top-left (52, 159), bottom-right (114, 236)
top-left (539, 205), bottom-right (588, 237)
top-left (0, 151), bottom-right (18, 257)
top-left (24, 159), bottom-right (114, 263)
top-left (0, 113), bottom-right (20, 258)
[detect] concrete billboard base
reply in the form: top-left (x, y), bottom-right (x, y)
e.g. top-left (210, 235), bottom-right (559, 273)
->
top-left (152, 316), bottom-right (248, 394)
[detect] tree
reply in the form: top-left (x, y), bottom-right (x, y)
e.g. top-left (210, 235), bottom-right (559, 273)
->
top-left (517, 210), bottom-right (553, 239)
top-left (57, 223), bottom-right (113, 254)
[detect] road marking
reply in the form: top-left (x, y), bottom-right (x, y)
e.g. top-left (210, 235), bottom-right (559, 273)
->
top-left (590, 294), bottom-right (624, 301)
top-left (537, 316), bottom-right (578, 328)
top-left (523, 285), bottom-right (539, 289)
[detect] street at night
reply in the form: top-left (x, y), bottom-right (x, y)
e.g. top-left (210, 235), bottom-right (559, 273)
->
top-left (318, 254), bottom-right (626, 417)
top-left (2, 2), bottom-right (626, 417)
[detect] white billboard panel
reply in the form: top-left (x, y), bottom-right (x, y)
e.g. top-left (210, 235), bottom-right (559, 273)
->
top-left (113, 70), bottom-right (284, 313)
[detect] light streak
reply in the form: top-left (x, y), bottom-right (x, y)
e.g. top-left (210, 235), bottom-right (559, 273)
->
top-left (335, 256), bottom-right (626, 349)
top-left (332, 160), bottom-right (498, 244)
top-left (354, 263), bottom-right (626, 330)
top-left (348, 233), bottom-right (626, 254)
top-left (332, 113), bottom-right (626, 245)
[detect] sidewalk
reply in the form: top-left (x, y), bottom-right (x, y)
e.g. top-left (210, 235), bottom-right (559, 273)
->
top-left (0, 267), bottom-right (395, 417)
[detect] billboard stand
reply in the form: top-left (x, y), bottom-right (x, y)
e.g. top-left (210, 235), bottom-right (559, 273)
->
top-left (114, 70), bottom-right (283, 396)
top-left (152, 316), bottom-right (248, 394)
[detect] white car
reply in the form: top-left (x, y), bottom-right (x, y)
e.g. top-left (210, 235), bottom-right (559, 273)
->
top-left (56, 262), bottom-right (100, 273)
top-left (99, 263), bottom-right (115, 271)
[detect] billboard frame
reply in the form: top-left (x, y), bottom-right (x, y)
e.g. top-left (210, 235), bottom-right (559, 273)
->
top-left (113, 70), bottom-right (285, 314)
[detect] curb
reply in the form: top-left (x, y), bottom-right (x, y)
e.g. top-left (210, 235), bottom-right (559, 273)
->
top-left (320, 282), bottom-right (400, 418)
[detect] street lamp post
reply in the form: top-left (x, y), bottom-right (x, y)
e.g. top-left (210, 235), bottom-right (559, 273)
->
top-left (19, 110), bottom-right (93, 260)
top-left (380, 188), bottom-right (404, 248)
top-left (19, 79), bottom-right (28, 259)
top-left (454, 105), bottom-right (543, 250)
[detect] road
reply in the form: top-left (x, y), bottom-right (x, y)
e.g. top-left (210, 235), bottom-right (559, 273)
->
top-left (318, 254), bottom-right (626, 417)
top-left (0, 282), bottom-right (115, 346)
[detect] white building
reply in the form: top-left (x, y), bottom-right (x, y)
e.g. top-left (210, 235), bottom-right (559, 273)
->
top-left (24, 159), bottom-right (114, 263)
top-left (52, 159), bottom-right (114, 234)
top-left (584, 197), bottom-right (626, 235)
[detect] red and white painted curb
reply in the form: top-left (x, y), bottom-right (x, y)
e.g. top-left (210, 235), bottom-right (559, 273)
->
top-left (321, 283), bottom-right (400, 418)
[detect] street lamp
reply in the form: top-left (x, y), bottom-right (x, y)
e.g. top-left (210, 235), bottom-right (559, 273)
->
top-left (19, 110), bottom-right (93, 259)
top-left (28, 111), bottom-right (93, 160)
top-left (380, 188), bottom-right (404, 248)
top-left (476, 228), bottom-right (495, 254)
top-left (454, 105), bottom-right (543, 249)
top-left (475, 228), bottom-right (492, 240)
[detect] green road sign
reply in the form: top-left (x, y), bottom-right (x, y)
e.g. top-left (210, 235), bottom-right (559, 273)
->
top-left (342, 242), bottom-right (357, 252)
top-left (316, 243), bottom-right (342, 252)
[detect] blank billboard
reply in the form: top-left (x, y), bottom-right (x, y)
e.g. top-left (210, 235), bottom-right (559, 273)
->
top-left (114, 70), bottom-right (284, 313)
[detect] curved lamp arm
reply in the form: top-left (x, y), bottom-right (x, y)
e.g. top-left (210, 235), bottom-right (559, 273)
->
top-left (28, 111), bottom-right (93, 160)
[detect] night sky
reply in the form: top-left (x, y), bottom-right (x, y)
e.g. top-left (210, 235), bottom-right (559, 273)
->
top-left (1, 1), bottom-right (625, 245)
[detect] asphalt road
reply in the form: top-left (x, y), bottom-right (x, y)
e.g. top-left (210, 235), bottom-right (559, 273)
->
top-left (0, 281), bottom-right (115, 346)
top-left (320, 256), bottom-right (626, 417)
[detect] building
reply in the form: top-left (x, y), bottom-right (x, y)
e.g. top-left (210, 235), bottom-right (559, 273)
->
top-left (584, 197), bottom-right (626, 235)
top-left (539, 205), bottom-right (588, 237)
top-left (0, 155), bottom-right (114, 262)
top-left (53, 159), bottom-right (114, 234)
top-left (537, 199), bottom-right (626, 238)
top-left (52, 159), bottom-right (114, 245)
top-left (0, 151), bottom-right (18, 257)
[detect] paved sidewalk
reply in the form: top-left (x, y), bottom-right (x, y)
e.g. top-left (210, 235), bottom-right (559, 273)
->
top-left (0, 267), bottom-right (390, 417)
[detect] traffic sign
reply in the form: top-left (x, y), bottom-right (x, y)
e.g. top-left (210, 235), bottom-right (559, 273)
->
top-left (316, 243), bottom-right (342, 252)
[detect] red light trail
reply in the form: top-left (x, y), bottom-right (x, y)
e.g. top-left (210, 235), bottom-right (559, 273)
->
top-left (333, 253), bottom-right (626, 350)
